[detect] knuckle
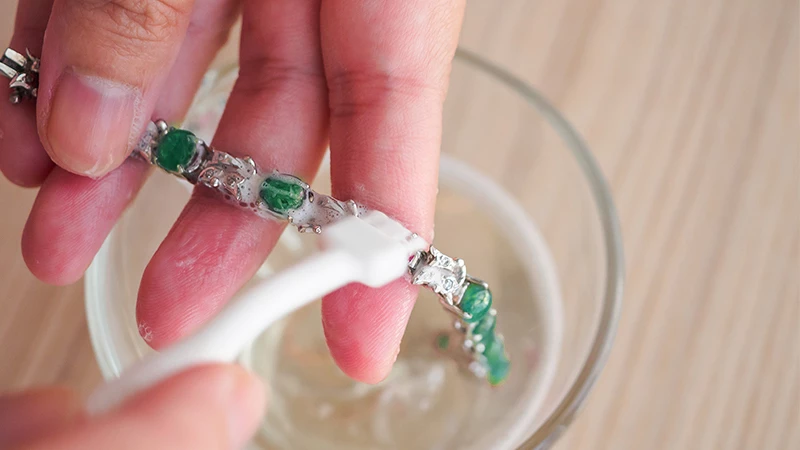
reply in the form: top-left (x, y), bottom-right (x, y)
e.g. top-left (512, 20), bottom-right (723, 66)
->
top-left (83, 0), bottom-right (191, 45)
top-left (327, 70), bottom-right (445, 119)
top-left (185, 14), bottom-right (231, 53)
top-left (237, 56), bottom-right (326, 95)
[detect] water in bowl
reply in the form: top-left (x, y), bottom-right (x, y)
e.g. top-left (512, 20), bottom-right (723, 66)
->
top-left (233, 179), bottom-right (563, 450)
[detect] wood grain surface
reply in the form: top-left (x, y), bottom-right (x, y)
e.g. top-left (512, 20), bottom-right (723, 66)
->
top-left (0, 0), bottom-right (797, 449)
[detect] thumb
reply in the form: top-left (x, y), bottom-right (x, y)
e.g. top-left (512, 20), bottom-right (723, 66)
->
top-left (37, 0), bottom-right (195, 177)
top-left (16, 364), bottom-right (266, 450)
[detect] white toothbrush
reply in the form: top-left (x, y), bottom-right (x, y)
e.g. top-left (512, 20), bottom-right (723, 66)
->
top-left (86, 211), bottom-right (428, 415)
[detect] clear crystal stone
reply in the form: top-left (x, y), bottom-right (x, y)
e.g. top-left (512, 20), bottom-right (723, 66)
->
top-left (132, 122), bottom-right (158, 161)
top-left (443, 278), bottom-right (455, 292)
top-left (410, 247), bottom-right (467, 300)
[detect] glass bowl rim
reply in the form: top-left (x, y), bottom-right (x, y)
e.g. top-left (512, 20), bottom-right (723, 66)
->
top-left (452, 49), bottom-right (624, 447)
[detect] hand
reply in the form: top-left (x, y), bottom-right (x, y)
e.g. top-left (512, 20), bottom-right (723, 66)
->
top-left (1, 0), bottom-right (465, 383)
top-left (1, 364), bottom-right (265, 450)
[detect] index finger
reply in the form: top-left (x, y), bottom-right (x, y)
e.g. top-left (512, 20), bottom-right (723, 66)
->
top-left (320, 0), bottom-right (465, 383)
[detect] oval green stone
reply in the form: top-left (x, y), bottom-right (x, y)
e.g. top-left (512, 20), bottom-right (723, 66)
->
top-left (155, 128), bottom-right (197, 173)
top-left (472, 313), bottom-right (497, 341)
top-left (260, 176), bottom-right (305, 215)
top-left (459, 282), bottom-right (492, 323)
top-left (436, 333), bottom-right (450, 350)
top-left (484, 337), bottom-right (510, 386)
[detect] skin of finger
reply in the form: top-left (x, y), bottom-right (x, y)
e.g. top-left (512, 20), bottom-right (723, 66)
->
top-left (319, 0), bottom-right (465, 383)
top-left (0, 387), bottom-right (83, 447)
top-left (35, 0), bottom-right (196, 177)
top-left (21, 0), bottom-right (242, 286)
top-left (11, 364), bottom-right (266, 450)
top-left (0, 0), bottom-right (56, 187)
top-left (0, 100), bottom-right (54, 187)
top-left (136, 0), bottom-right (329, 350)
top-left (155, 0), bottom-right (242, 120)
top-left (22, 160), bottom-right (151, 285)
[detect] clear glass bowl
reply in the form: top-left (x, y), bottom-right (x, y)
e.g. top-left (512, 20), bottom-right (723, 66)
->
top-left (85, 49), bottom-right (623, 449)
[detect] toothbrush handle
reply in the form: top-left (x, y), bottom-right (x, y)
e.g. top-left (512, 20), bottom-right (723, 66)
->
top-left (87, 249), bottom-right (359, 415)
top-left (87, 212), bottom-right (424, 415)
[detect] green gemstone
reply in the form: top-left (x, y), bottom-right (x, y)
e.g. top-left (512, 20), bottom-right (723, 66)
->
top-left (436, 334), bottom-right (450, 350)
top-left (473, 313), bottom-right (497, 342)
top-left (484, 337), bottom-right (510, 386)
top-left (459, 282), bottom-right (492, 323)
top-left (260, 175), bottom-right (305, 215)
top-left (155, 128), bottom-right (197, 173)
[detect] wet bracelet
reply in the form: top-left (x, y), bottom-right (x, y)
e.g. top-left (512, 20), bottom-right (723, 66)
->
top-left (2, 47), bottom-right (510, 386)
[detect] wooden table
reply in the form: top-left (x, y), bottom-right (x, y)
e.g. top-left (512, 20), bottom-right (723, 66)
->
top-left (1, 1), bottom-right (797, 448)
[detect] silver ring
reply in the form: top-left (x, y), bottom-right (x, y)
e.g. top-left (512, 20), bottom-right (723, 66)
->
top-left (3, 47), bottom-right (510, 386)
top-left (0, 48), bottom-right (38, 104)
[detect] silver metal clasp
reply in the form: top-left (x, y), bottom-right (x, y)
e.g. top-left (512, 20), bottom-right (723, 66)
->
top-left (1, 48), bottom-right (39, 104)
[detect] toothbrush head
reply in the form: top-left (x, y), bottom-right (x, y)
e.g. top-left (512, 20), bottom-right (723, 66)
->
top-left (320, 210), bottom-right (428, 288)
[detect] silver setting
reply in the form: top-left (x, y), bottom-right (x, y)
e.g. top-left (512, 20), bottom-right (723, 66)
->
top-left (291, 194), bottom-right (360, 233)
top-left (132, 122), bottom-right (159, 163)
top-left (180, 139), bottom-right (209, 182)
top-left (1, 48), bottom-right (39, 103)
top-left (410, 246), bottom-right (467, 304)
top-left (465, 275), bottom-right (489, 294)
top-left (155, 119), bottom-right (170, 135)
top-left (3, 48), bottom-right (27, 68)
top-left (197, 150), bottom-right (257, 201)
top-left (346, 199), bottom-right (360, 216)
top-left (409, 247), bottom-right (472, 321)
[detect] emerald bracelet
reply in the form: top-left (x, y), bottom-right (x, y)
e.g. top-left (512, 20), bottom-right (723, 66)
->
top-left (2, 46), bottom-right (510, 386)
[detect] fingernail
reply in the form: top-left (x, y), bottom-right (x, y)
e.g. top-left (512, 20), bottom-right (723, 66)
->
top-left (226, 369), bottom-right (266, 448)
top-left (44, 69), bottom-right (140, 177)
